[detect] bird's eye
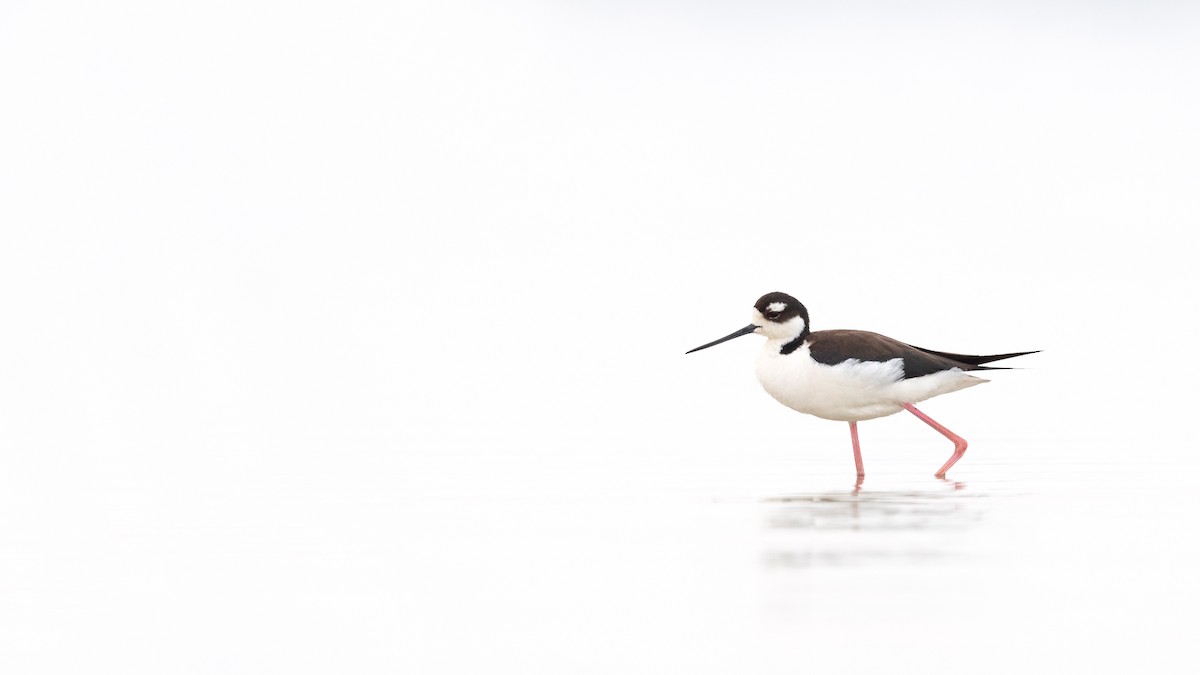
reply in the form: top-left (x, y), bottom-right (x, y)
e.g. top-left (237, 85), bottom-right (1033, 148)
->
top-left (765, 311), bottom-right (781, 320)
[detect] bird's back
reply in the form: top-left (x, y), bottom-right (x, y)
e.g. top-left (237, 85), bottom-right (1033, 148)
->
top-left (807, 329), bottom-right (1009, 379)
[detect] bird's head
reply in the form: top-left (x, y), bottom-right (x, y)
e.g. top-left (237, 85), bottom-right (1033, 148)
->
top-left (686, 292), bottom-right (810, 353)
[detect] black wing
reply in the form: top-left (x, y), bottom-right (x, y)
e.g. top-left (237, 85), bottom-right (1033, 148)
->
top-left (807, 330), bottom-right (1036, 380)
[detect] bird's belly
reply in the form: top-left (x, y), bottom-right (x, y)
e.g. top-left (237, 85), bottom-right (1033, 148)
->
top-left (756, 353), bottom-right (905, 421)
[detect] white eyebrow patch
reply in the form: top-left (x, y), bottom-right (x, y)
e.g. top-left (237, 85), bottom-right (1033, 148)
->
top-left (767, 302), bottom-right (787, 313)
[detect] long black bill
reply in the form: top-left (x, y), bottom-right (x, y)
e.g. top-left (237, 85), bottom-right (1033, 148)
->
top-left (686, 324), bottom-right (759, 354)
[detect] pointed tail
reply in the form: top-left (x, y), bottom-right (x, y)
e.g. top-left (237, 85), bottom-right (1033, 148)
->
top-left (916, 348), bottom-right (1040, 367)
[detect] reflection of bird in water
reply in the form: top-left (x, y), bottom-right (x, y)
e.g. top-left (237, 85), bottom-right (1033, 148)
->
top-left (761, 483), bottom-right (982, 569)
top-left (687, 292), bottom-right (1037, 478)
top-left (765, 484), bottom-right (973, 532)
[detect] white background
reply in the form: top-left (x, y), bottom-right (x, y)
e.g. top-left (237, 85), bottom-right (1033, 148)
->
top-left (2, 2), bottom-right (1199, 673)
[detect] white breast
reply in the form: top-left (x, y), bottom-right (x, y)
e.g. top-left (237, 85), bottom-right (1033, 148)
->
top-left (755, 340), bottom-right (986, 422)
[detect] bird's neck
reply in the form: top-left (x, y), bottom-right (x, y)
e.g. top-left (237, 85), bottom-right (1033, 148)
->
top-left (779, 327), bottom-right (811, 355)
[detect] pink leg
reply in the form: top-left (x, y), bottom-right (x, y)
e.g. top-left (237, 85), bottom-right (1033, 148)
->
top-left (848, 421), bottom-right (865, 477)
top-left (902, 403), bottom-right (968, 478)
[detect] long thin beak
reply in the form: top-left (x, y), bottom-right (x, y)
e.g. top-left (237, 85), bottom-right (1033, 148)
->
top-left (686, 324), bottom-right (759, 354)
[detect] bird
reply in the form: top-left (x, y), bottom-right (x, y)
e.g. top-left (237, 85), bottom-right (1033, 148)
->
top-left (686, 292), bottom-right (1036, 479)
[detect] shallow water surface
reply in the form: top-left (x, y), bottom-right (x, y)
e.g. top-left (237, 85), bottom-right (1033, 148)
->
top-left (2, 443), bottom-right (1196, 674)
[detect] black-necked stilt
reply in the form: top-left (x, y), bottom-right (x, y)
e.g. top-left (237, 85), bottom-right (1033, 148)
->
top-left (687, 292), bottom-right (1036, 479)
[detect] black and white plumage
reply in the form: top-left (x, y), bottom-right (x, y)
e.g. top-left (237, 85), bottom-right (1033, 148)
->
top-left (686, 292), bottom-right (1036, 478)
